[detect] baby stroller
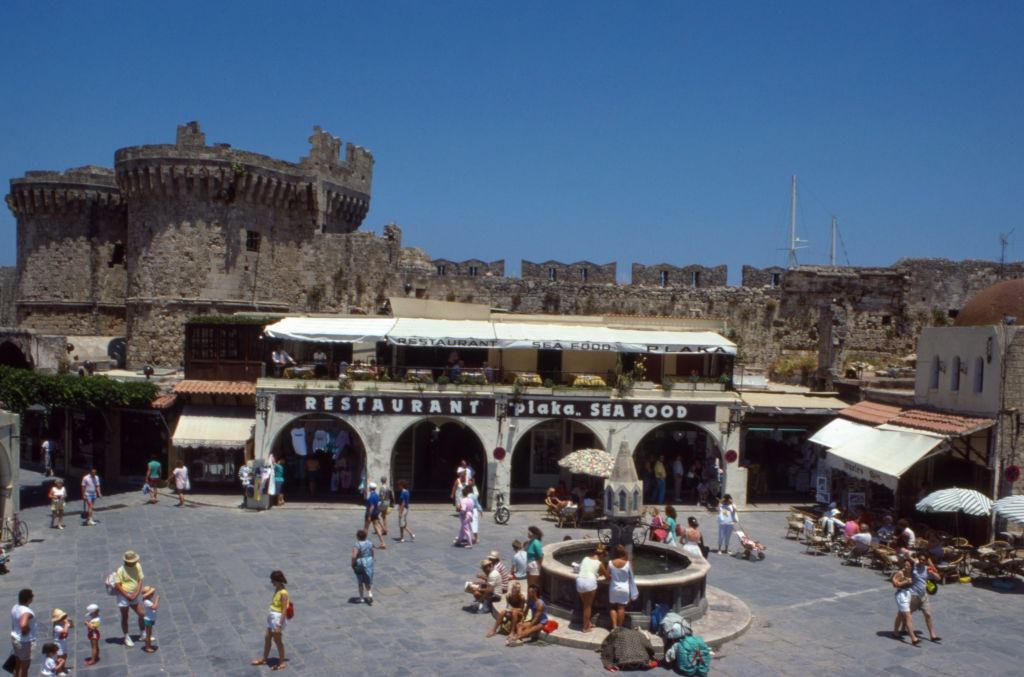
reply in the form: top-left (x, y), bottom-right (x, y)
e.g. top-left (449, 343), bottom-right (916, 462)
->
top-left (734, 525), bottom-right (766, 560)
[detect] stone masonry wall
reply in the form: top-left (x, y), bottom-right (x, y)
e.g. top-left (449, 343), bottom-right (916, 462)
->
top-left (630, 263), bottom-right (727, 288)
top-left (521, 260), bottom-right (616, 284)
top-left (741, 265), bottom-right (786, 288)
top-left (430, 258), bottom-right (505, 278)
top-left (0, 267), bottom-right (15, 327)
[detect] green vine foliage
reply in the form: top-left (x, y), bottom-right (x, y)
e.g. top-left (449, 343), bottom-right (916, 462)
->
top-left (0, 366), bottom-right (159, 414)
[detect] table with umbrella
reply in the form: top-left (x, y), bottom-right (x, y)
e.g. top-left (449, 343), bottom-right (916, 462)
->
top-left (915, 487), bottom-right (993, 579)
top-left (556, 448), bottom-right (613, 527)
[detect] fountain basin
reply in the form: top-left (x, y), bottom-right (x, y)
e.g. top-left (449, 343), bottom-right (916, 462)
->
top-left (540, 539), bottom-right (709, 629)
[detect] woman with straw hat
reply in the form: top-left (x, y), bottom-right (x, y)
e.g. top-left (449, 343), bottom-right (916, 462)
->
top-left (114, 550), bottom-right (145, 647)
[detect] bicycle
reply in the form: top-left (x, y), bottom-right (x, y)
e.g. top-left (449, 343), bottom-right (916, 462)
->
top-left (2, 514), bottom-right (29, 548)
top-left (493, 491), bottom-right (511, 525)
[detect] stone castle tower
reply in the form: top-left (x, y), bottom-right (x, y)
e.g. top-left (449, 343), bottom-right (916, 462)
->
top-left (5, 122), bottom-right (407, 366)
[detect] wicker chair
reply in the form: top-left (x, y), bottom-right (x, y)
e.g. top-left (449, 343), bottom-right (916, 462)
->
top-left (785, 513), bottom-right (805, 540)
top-left (871, 545), bottom-right (899, 574)
top-left (803, 520), bottom-right (829, 556)
top-left (934, 549), bottom-right (966, 584)
top-left (844, 542), bottom-right (872, 567)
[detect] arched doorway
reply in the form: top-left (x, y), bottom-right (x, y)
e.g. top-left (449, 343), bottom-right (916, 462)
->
top-left (391, 418), bottom-right (486, 502)
top-left (510, 419), bottom-right (604, 503)
top-left (0, 342), bottom-right (29, 369)
top-left (270, 414), bottom-right (366, 501)
top-left (634, 422), bottom-right (721, 505)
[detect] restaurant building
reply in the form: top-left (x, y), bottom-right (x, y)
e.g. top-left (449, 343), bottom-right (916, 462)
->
top-left (249, 301), bottom-right (748, 506)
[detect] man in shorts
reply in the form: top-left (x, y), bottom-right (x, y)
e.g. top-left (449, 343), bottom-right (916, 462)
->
top-left (114, 551), bottom-right (146, 646)
top-left (81, 468), bottom-right (102, 526)
top-left (146, 455), bottom-right (162, 504)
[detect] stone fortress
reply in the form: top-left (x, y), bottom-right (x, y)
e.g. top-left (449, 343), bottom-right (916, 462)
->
top-left (3, 122), bottom-right (1023, 374)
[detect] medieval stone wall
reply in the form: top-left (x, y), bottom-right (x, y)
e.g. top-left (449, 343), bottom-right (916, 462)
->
top-left (0, 267), bottom-right (15, 327)
top-left (521, 260), bottom-right (616, 284)
top-left (429, 258), bottom-right (505, 279)
top-left (741, 265), bottom-right (786, 288)
top-left (630, 263), bottom-right (727, 288)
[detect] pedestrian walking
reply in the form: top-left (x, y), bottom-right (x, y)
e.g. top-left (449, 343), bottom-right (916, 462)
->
top-left (80, 468), bottom-right (101, 526)
top-left (451, 468), bottom-right (466, 512)
top-left (48, 479), bottom-right (66, 529)
top-left (525, 526), bottom-right (544, 589)
top-left (396, 480), bottom-right (415, 542)
top-left (273, 458), bottom-right (285, 506)
top-left (9, 588), bottom-right (36, 677)
top-left (909, 552), bottom-right (941, 642)
top-left (469, 478), bottom-right (482, 545)
top-left (351, 530), bottom-right (375, 604)
top-left (377, 477), bottom-right (393, 536)
top-left (363, 482), bottom-right (386, 549)
top-left (113, 550), bottom-right (146, 646)
top-left (146, 455), bottom-right (162, 504)
top-left (653, 455), bottom-right (667, 504)
top-left (250, 570), bottom-right (288, 670)
top-left (49, 609), bottom-right (72, 668)
top-left (41, 439), bottom-right (54, 478)
top-left (455, 486), bottom-right (475, 548)
top-left (716, 494), bottom-right (737, 554)
top-left (890, 557), bottom-right (919, 645)
top-left (83, 604), bottom-right (100, 666)
top-left (171, 460), bottom-right (189, 507)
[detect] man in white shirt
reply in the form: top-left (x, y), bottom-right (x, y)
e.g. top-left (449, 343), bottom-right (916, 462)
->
top-left (465, 559), bottom-right (501, 613)
top-left (10, 588), bottom-right (36, 677)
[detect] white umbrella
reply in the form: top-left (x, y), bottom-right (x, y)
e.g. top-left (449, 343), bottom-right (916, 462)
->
top-left (993, 495), bottom-right (1024, 525)
top-left (916, 487), bottom-right (993, 540)
top-left (557, 448), bottom-right (614, 478)
top-left (915, 487), bottom-right (993, 516)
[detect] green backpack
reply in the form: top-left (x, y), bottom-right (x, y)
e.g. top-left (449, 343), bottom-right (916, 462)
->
top-left (676, 634), bottom-right (712, 676)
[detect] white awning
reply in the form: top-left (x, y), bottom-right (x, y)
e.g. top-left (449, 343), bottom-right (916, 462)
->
top-left (492, 323), bottom-right (737, 354)
top-left (172, 406), bottom-right (254, 450)
top-left (262, 317), bottom-right (396, 344)
top-left (825, 424), bottom-right (947, 490)
top-left (387, 318), bottom-right (498, 348)
top-left (808, 418), bottom-right (874, 448)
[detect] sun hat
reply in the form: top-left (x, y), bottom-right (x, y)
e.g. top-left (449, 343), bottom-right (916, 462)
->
top-left (487, 550), bottom-right (501, 561)
top-left (50, 609), bottom-right (67, 623)
top-left (455, 467), bottom-right (467, 475)
top-left (85, 604), bottom-right (99, 615)
top-left (123, 550), bottom-right (140, 565)
top-left (368, 482), bottom-right (377, 489)
top-left (479, 559), bottom-right (492, 568)
top-left (142, 586), bottom-right (156, 598)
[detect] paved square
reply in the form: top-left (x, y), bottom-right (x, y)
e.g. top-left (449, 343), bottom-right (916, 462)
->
top-left (2, 484), bottom-right (1022, 676)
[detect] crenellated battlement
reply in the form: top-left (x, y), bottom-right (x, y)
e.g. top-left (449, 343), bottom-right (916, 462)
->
top-left (631, 263), bottom-right (727, 288)
top-left (6, 166), bottom-right (123, 216)
top-left (521, 260), bottom-right (616, 283)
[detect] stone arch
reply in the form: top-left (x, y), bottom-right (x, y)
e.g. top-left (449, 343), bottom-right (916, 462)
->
top-left (509, 418), bottom-right (605, 502)
top-left (390, 416), bottom-right (488, 500)
top-left (268, 413), bottom-right (368, 500)
top-left (0, 342), bottom-right (29, 369)
top-left (633, 421), bottom-right (723, 504)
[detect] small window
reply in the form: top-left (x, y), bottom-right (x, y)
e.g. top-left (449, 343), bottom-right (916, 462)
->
top-left (690, 271), bottom-right (700, 287)
top-left (548, 268), bottom-right (557, 281)
top-left (881, 315), bottom-right (892, 326)
top-left (951, 356), bottom-right (961, 391)
top-left (973, 356), bottom-right (984, 393)
top-left (436, 264), bottom-right (446, 276)
top-left (245, 230), bottom-right (261, 252)
top-left (929, 355), bottom-right (940, 389)
top-left (659, 270), bottom-right (669, 287)
top-left (579, 268), bottom-right (588, 281)
top-left (108, 242), bottom-right (125, 267)
top-left (948, 309), bottom-right (959, 319)
top-left (468, 266), bottom-right (479, 277)
top-left (770, 272), bottom-right (782, 288)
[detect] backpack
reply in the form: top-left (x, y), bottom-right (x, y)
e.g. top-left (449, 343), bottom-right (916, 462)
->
top-left (675, 635), bottom-right (712, 676)
top-left (659, 611), bottom-right (691, 641)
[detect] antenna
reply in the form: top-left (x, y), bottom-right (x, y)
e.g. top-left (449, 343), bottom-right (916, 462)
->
top-left (787, 174), bottom-right (808, 269)
top-left (999, 228), bottom-right (1014, 271)
top-left (829, 215), bottom-right (837, 266)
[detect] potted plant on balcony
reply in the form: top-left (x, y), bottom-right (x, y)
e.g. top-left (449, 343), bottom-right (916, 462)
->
top-left (436, 374), bottom-right (450, 392)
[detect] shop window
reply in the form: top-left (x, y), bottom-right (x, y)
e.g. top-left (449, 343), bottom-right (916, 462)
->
top-left (468, 265), bottom-right (479, 277)
top-left (436, 264), bottom-right (446, 276)
top-left (245, 230), bottom-right (261, 252)
top-left (659, 270), bottom-right (669, 287)
top-left (929, 355), bottom-right (940, 389)
top-left (973, 356), bottom-right (984, 393)
top-left (548, 267), bottom-right (558, 281)
top-left (951, 356), bottom-right (961, 391)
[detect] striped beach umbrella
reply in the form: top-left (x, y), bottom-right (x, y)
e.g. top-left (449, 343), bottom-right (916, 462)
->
top-left (993, 495), bottom-right (1024, 525)
top-left (915, 487), bottom-right (993, 517)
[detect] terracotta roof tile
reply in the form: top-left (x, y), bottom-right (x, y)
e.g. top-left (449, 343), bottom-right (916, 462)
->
top-left (172, 380), bottom-right (256, 396)
top-left (839, 400), bottom-right (994, 436)
top-left (151, 394), bottom-right (178, 410)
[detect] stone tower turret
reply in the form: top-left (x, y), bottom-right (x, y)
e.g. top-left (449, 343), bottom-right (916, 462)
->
top-left (5, 166), bottom-right (127, 335)
top-left (114, 122), bottom-right (375, 366)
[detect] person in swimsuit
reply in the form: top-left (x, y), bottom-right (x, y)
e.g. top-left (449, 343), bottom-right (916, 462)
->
top-left (506, 584), bottom-right (548, 646)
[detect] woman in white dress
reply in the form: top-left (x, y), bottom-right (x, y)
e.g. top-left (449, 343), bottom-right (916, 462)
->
top-left (681, 516), bottom-right (706, 561)
top-left (575, 544), bottom-right (608, 633)
top-left (607, 545), bottom-right (638, 629)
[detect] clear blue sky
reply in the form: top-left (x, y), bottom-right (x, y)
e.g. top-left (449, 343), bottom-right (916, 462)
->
top-left (2, 1), bottom-right (1022, 282)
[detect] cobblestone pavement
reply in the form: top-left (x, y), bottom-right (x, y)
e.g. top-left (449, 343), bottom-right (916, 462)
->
top-left (2, 485), bottom-right (1021, 676)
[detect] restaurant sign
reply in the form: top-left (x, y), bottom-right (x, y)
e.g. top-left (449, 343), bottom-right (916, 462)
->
top-left (510, 397), bottom-right (716, 422)
top-left (276, 394), bottom-right (496, 417)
